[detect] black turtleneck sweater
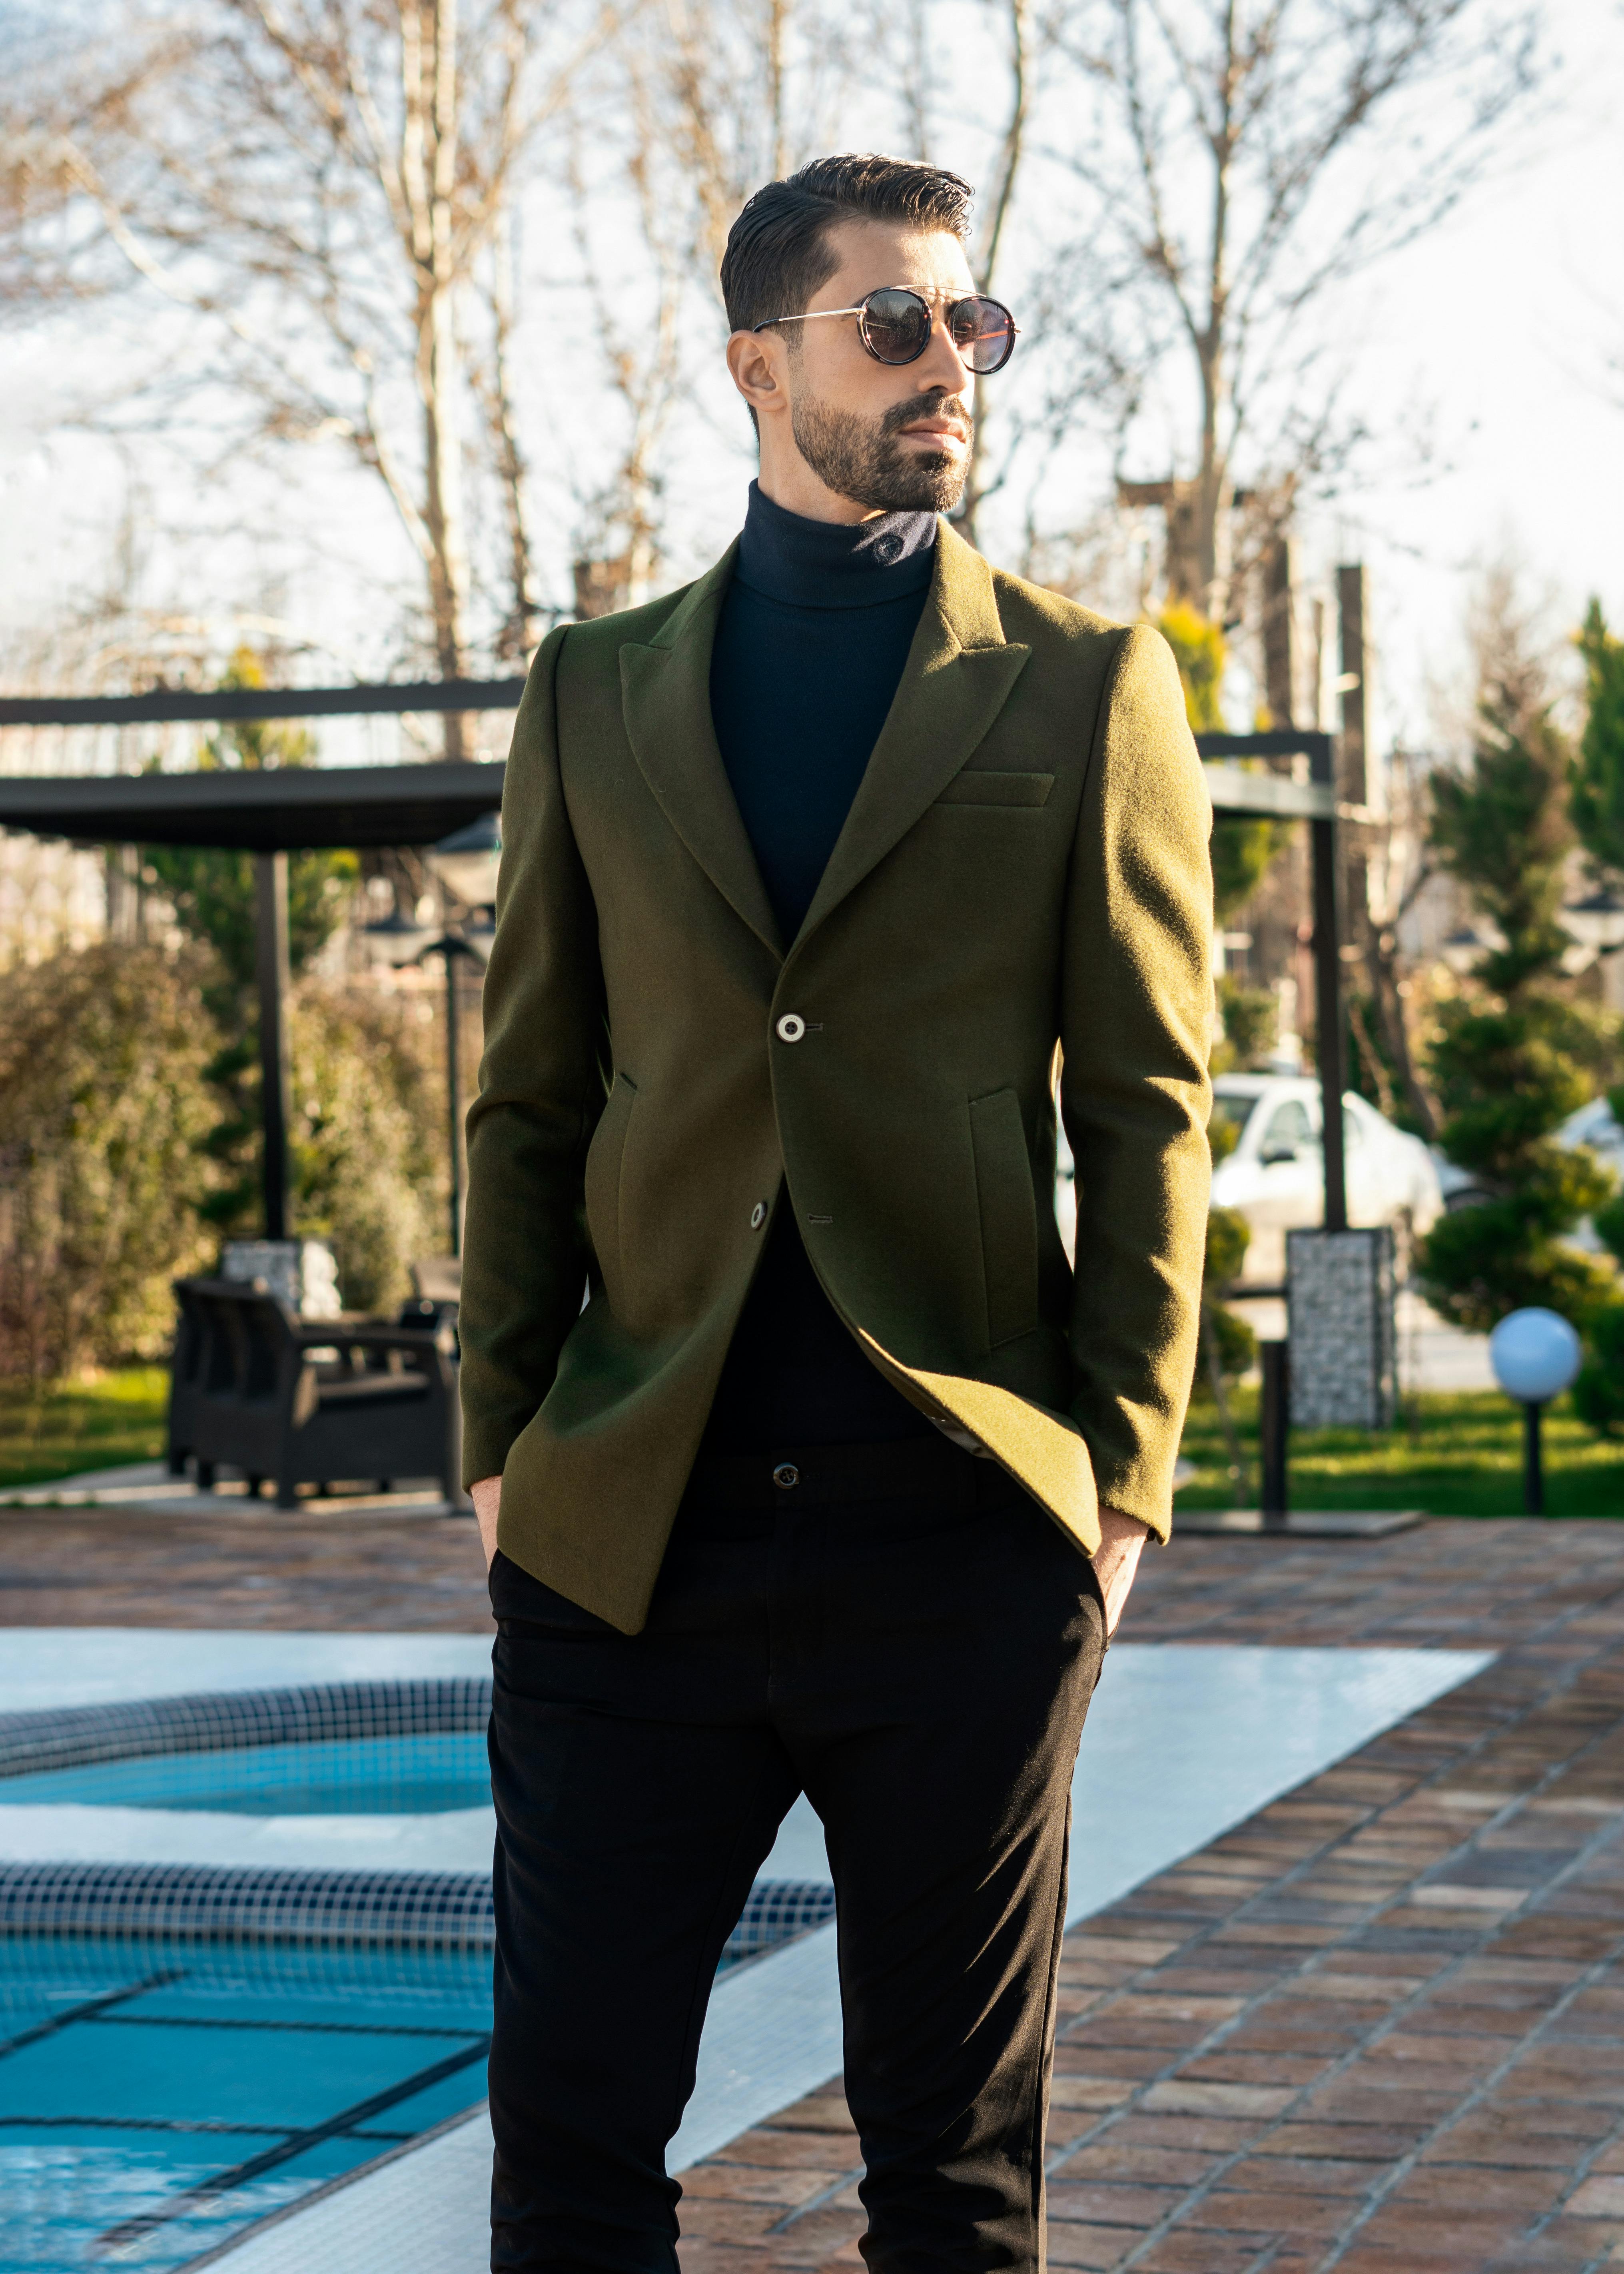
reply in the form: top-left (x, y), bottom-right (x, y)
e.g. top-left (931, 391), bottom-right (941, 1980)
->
top-left (699, 482), bottom-right (940, 1455)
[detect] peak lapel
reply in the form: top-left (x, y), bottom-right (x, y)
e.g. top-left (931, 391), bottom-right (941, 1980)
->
top-left (620, 542), bottom-right (783, 962)
top-left (797, 522), bottom-right (1031, 950)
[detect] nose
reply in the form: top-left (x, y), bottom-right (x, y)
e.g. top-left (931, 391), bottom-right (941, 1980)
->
top-left (916, 313), bottom-right (974, 396)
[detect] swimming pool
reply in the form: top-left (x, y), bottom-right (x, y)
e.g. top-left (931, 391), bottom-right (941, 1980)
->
top-left (0, 1936), bottom-right (491, 2273)
top-left (0, 1678), bottom-right (834, 2270)
top-left (0, 1735), bottom-right (491, 1818)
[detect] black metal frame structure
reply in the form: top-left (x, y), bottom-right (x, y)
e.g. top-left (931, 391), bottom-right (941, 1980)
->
top-left (0, 681), bottom-right (1349, 1238)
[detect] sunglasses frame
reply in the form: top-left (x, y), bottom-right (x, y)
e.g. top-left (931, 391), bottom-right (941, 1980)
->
top-left (752, 286), bottom-right (1018, 375)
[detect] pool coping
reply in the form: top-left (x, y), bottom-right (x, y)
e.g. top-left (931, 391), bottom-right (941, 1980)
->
top-left (188, 1643), bottom-right (1498, 2272)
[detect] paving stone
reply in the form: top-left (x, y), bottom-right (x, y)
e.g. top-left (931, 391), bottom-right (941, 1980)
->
top-left (1187, 2186), bottom-right (1349, 2234)
top-left (1387, 2160), bottom-right (1567, 2214)
top-left (15, 1504), bottom-right (1624, 2273)
top-left (1138, 2079), bottom-right (1299, 2117)
top-left (1217, 2152), bottom-right (1382, 2196)
top-left (1253, 2121), bottom-right (1425, 2160)
top-left (1043, 2225), bottom-right (1137, 2270)
top-left (1048, 2142), bottom-right (1223, 2187)
top-left (1566, 2175), bottom-right (1624, 2216)
top-left (1045, 2180), bottom-right (1184, 2226)
top-left (681, 2164), bottom-right (842, 2207)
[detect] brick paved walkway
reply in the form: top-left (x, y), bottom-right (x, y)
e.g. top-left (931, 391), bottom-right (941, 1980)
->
top-left (7, 1506), bottom-right (1624, 2266)
top-left (677, 1520), bottom-right (1624, 2273)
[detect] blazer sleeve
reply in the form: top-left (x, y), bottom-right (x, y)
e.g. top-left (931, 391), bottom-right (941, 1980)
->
top-left (459, 625), bottom-right (609, 1487)
top-left (1059, 621), bottom-right (1213, 1539)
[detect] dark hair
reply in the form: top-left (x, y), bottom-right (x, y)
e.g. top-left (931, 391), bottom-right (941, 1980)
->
top-left (720, 153), bottom-right (974, 336)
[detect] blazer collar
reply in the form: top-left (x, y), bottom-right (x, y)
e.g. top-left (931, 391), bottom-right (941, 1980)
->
top-left (798, 520), bottom-right (1030, 949)
top-left (618, 539), bottom-right (784, 960)
top-left (617, 519), bottom-right (1031, 964)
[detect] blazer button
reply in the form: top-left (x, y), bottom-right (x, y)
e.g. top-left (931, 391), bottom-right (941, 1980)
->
top-left (775, 1013), bottom-right (806, 1043)
top-left (750, 1202), bottom-right (767, 1230)
top-left (772, 1462), bottom-right (800, 1490)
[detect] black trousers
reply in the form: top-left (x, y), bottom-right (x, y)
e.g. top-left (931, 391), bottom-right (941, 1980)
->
top-left (486, 1453), bottom-right (1107, 2272)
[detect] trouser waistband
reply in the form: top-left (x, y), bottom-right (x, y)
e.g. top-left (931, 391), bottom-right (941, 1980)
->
top-left (681, 1435), bottom-right (1021, 1519)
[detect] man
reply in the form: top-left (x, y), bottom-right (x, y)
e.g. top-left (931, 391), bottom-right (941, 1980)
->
top-left (461, 153), bottom-right (1212, 2270)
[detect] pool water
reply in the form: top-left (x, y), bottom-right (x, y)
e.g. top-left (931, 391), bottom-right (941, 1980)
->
top-left (0, 1735), bottom-right (491, 1817)
top-left (0, 1938), bottom-right (491, 2272)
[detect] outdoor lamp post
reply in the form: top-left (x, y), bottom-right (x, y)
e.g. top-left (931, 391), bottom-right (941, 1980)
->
top-left (367, 826), bottom-right (501, 1260)
top-left (1489, 1308), bottom-right (1582, 1516)
top-left (417, 926), bottom-right (493, 1258)
top-left (426, 813), bottom-right (502, 910)
top-left (424, 821), bottom-right (501, 1259)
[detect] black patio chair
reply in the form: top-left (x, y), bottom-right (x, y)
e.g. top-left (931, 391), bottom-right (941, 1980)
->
top-left (166, 1276), bottom-right (462, 1509)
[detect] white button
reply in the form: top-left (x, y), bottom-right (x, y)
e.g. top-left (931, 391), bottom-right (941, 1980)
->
top-left (775, 1013), bottom-right (806, 1043)
top-left (750, 1202), bottom-right (767, 1230)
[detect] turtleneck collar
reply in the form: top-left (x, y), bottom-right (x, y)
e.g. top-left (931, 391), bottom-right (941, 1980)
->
top-left (734, 479), bottom-right (938, 611)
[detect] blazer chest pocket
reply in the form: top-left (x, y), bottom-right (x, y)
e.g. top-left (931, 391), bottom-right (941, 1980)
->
top-left (934, 769), bottom-right (1054, 809)
top-left (969, 1088), bottom-right (1039, 1349)
top-left (583, 1070), bottom-right (636, 1288)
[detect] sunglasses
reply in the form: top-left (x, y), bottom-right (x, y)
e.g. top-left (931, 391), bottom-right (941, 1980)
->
top-left (753, 286), bottom-right (1018, 375)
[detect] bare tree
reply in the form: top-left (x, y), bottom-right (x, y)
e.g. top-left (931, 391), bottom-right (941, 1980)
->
top-left (42, 1), bottom-right (607, 741)
top-left (956, 0), bottom-right (1038, 548)
top-left (1051, 0), bottom-right (1545, 622)
top-left (550, 0), bottom-right (860, 583)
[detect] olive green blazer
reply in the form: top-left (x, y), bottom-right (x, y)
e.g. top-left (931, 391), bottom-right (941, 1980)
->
top-left (460, 520), bottom-right (1213, 1634)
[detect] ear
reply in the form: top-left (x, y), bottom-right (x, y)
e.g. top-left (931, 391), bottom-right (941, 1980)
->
top-left (726, 327), bottom-right (791, 425)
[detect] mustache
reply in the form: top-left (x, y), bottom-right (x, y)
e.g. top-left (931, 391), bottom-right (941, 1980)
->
top-left (880, 389), bottom-right (971, 438)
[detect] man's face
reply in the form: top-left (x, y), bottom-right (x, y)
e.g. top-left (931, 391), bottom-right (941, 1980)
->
top-left (781, 220), bottom-right (978, 514)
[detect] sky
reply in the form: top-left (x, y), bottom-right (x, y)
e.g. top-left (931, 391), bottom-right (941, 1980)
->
top-left (0, 0), bottom-right (1620, 769)
top-left (1279, 0), bottom-right (1624, 752)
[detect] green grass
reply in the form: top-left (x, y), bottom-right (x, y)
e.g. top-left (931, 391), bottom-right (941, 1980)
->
top-left (0, 1368), bottom-right (170, 1491)
top-left (4, 1370), bottom-right (1623, 1520)
top-left (1181, 1388), bottom-right (1624, 1518)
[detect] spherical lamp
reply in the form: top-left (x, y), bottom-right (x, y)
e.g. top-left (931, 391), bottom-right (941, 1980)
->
top-left (1489, 1308), bottom-right (1581, 1515)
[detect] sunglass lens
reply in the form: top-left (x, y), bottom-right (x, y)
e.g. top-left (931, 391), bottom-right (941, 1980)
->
top-left (860, 289), bottom-right (932, 364)
top-left (950, 297), bottom-right (1016, 374)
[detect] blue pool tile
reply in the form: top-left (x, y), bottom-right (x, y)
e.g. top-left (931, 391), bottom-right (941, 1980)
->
top-left (365, 2072), bottom-right (489, 2139)
top-left (0, 2137), bottom-right (305, 2272)
top-left (0, 1735), bottom-right (491, 1817)
top-left (0, 2019), bottom-right (462, 2130)
top-left (128, 1985), bottom-right (489, 2034)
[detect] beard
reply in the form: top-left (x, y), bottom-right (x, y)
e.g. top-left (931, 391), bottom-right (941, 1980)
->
top-left (790, 385), bottom-right (971, 513)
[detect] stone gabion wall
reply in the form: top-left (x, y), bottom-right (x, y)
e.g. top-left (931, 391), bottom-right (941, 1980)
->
top-left (1287, 1226), bottom-right (1397, 1429)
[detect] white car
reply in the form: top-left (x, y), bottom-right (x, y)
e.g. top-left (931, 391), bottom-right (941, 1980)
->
top-left (1559, 1094), bottom-right (1624, 1182)
top-left (1551, 1096), bottom-right (1624, 1249)
top-left (1208, 1074), bottom-right (1444, 1282)
top-left (1053, 1074), bottom-right (1443, 1277)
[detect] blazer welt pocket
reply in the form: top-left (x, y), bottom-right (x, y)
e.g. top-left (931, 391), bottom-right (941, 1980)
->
top-left (583, 1070), bottom-right (637, 1287)
top-left (968, 1088), bottom-right (1040, 1350)
top-left (934, 770), bottom-right (1055, 809)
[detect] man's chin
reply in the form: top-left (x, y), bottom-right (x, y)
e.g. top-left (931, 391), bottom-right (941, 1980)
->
top-left (855, 452), bottom-right (967, 515)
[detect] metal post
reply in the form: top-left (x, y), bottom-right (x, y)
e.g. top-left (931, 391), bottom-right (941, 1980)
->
top-left (1310, 795), bottom-right (1348, 1233)
top-left (1260, 1341), bottom-right (1289, 1528)
top-left (255, 850), bottom-right (294, 1242)
top-left (443, 944), bottom-right (464, 1258)
top-left (1523, 1402), bottom-right (1544, 1516)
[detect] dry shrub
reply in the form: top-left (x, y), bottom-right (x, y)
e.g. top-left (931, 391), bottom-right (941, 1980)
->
top-left (0, 945), bottom-right (217, 1378)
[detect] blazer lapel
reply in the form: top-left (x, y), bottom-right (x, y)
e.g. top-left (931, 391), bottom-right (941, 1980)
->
top-left (797, 521), bottom-right (1031, 949)
top-left (620, 541), bottom-right (784, 961)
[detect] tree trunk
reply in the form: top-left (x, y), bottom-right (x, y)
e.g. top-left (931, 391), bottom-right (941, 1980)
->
top-left (956, 0), bottom-right (1029, 551)
top-left (1192, 0), bottom-right (1237, 622)
top-left (489, 212), bottom-right (539, 665)
top-left (408, 0), bottom-right (471, 755)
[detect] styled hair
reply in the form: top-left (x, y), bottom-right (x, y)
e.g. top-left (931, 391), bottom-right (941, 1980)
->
top-left (720, 153), bottom-right (974, 336)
